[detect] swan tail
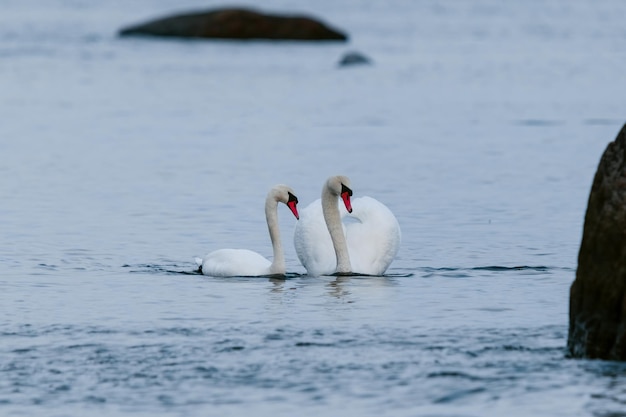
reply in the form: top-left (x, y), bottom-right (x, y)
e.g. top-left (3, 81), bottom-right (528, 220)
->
top-left (195, 257), bottom-right (204, 273)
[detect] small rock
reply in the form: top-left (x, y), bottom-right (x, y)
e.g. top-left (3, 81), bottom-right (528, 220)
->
top-left (119, 7), bottom-right (348, 42)
top-left (338, 51), bottom-right (372, 67)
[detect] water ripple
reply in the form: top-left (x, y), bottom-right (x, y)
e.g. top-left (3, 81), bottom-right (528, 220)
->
top-left (1, 320), bottom-right (624, 416)
top-left (418, 265), bottom-right (572, 278)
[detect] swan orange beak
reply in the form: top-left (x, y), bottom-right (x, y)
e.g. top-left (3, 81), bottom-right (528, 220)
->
top-left (287, 192), bottom-right (299, 219)
top-left (288, 200), bottom-right (299, 219)
top-left (341, 184), bottom-right (353, 213)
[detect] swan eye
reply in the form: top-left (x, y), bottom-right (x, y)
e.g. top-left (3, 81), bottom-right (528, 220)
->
top-left (341, 183), bottom-right (353, 196)
top-left (287, 192), bottom-right (298, 204)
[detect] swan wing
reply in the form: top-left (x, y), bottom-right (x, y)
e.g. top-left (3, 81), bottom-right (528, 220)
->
top-left (344, 196), bottom-right (401, 275)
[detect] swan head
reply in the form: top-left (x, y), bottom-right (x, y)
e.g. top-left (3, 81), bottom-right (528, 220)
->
top-left (270, 184), bottom-right (299, 219)
top-left (326, 175), bottom-right (353, 213)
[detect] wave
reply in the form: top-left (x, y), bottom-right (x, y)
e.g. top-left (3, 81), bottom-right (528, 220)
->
top-left (418, 265), bottom-right (573, 278)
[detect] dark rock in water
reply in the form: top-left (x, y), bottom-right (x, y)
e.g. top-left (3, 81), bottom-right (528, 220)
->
top-left (568, 123), bottom-right (626, 360)
top-left (338, 51), bottom-right (372, 67)
top-left (119, 7), bottom-right (348, 42)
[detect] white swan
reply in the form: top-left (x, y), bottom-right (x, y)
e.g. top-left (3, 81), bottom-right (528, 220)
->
top-left (294, 175), bottom-right (401, 276)
top-left (198, 185), bottom-right (299, 277)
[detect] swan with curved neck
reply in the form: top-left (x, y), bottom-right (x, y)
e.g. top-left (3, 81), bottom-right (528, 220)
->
top-left (199, 185), bottom-right (299, 277)
top-left (321, 175), bottom-right (353, 274)
top-left (294, 175), bottom-right (400, 276)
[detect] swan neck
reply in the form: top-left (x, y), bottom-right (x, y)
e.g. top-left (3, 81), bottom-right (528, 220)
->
top-left (322, 185), bottom-right (352, 274)
top-left (265, 195), bottom-right (285, 275)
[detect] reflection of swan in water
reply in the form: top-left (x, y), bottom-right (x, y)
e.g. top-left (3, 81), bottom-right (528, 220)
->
top-left (327, 276), bottom-right (352, 299)
top-left (269, 277), bottom-right (287, 294)
top-left (197, 185), bottom-right (299, 277)
top-left (326, 276), bottom-right (399, 301)
top-left (294, 175), bottom-right (401, 276)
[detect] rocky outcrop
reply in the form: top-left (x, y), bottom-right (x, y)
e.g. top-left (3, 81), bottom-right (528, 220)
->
top-left (568, 123), bottom-right (626, 360)
top-left (119, 8), bottom-right (348, 41)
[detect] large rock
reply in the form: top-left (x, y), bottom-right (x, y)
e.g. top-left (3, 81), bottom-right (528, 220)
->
top-left (119, 7), bottom-right (348, 41)
top-left (568, 123), bottom-right (626, 360)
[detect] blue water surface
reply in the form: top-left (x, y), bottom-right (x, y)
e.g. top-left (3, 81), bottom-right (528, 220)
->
top-left (1, 1), bottom-right (626, 416)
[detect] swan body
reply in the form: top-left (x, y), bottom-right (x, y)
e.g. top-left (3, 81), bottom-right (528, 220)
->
top-left (294, 176), bottom-right (400, 276)
top-left (198, 249), bottom-right (275, 277)
top-left (199, 185), bottom-right (299, 277)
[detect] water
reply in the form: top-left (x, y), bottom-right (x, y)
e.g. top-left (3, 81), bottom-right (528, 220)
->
top-left (2, 0), bottom-right (626, 416)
